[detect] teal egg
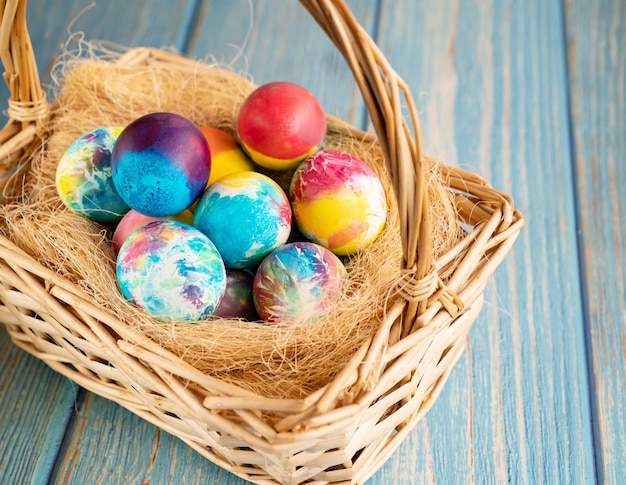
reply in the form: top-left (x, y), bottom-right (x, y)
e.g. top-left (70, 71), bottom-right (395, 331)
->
top-left (193, 171), bottom-right (292, 269)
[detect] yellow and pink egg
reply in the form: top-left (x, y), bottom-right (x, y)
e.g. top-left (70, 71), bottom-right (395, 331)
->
top-left (289, 150), bottom-right (388, 256)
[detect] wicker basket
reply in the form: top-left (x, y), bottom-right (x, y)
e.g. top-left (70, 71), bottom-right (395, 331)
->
top-left (0, 1), bottom-right (524, 484)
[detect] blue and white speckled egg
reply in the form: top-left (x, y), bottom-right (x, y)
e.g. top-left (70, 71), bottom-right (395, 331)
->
top-left (111, 112), bottom-right (211, 217)
top-left (193, 171), bottom-right (292, 269)
top-left (116, 220), bottom-right (226, 321)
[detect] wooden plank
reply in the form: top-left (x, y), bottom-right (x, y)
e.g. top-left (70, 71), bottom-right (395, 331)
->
top-left (187, 0), bottom-right (378, 126)
top-left (49, 391), bottom-right (247, 485)
top-left (565, 0), bottom-right (626, 483)
top-left (0, 328), bottom-right (78, 484)
top-left (0, 0), bottom-right (199, 126)
top-left (0, 0), bottom-right (199, 484)
top-left (371, 0), bottom-right (596, 483)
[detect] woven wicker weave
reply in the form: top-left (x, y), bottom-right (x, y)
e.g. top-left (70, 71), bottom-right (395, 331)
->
top-left (0, 1), bottom-right (524, 484)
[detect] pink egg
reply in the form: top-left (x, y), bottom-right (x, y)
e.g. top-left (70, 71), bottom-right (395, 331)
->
top-left (112, 208), bottom-right (194, 255)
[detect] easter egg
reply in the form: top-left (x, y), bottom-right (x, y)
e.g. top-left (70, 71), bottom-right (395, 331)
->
top-left (56, 127), bottom-right (129, 222)
top-left (213, 269), bottom-right (258, 321)
top-left (111, 112), bottom-right (210, 217)
top-left (116, 220), bottom-right (226, 321)
top-left (253, 242), bottom-right (347, 324)
top-left (199, 126), bottom-right (254, 186)
top-left (237, 81), bottom-right (326, 171)
top-left (193, 171), bottom-right (292, 269)
top-left (290, 150), bottom-right (388, 256)
top-left (112, 208), bottom-right (194, 255)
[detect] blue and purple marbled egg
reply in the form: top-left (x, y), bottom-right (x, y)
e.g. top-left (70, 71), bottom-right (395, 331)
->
top-left (253, 242), bottom-right (347, 324)
top-left (111, 112), bottom-right (210, 217)
top-left (193, 171), bottom-right (292, 269)
top-left (116, 220), bottom-right (226, 321)
top-left (213, 269), bottom-right (258, 321)
top-left (56, 127), bottom-right (130, 222)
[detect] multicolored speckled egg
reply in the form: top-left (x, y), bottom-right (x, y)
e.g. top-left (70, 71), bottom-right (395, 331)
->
top-left (111, 112), bottom-right (210, 217)
top-left (116, 220), bottom-right (226, 321)
top-left (112, 208), bottom-right (194, 255)
top-left (213, 269), bottom-right (258, 321)
top-left (290, 150), bottom-right (388, 256)
top-left (56, 127), bottom-right (129, 222)
top-left (253, 242), bottom-right (347, 324)
top-left (193, 171), bottom-right (292, 269)
top-left (237, 81), bottom-right (326, 171)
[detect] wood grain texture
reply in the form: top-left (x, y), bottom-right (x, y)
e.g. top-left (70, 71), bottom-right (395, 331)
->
top-left (565, 0), bottom-right (626, 483)
top-left (0, 327), bottom-right (77, 485)
top-left (0, 0), bottom-right (199, 126)
top-left (188, 0), bottom-right (377, 126)
top-left (372, 0), bottom-right (596, 483)
top-left (49, 391), bottom-right (247, 485)
top-left (2, 0), bottom-right (622, 484)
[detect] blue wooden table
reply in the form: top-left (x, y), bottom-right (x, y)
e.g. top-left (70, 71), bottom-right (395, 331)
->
top-left (0, 0), bottom-right (624, 483)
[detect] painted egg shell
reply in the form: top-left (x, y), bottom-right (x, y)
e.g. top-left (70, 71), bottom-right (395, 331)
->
top-left (193, 171), bottom-right (292, 269)
top-left (112, 208), bottom-right (194, 255)
top-left (55, 127), bottom-right (129, 222)
top-left (199, 126), bottom-right (254, 186)
top-left (237, 81), bottom-right (326, 171)
top-left (213, 269), bottom-right (258, 321)
top-left (116, 220), bottom-right (226, 321)
top-left (253, 242), bottom-right (347, 324)
top-left (290, 150), bottom-right (388, 256)
top-left (111, 112), bottom-right (210, 217)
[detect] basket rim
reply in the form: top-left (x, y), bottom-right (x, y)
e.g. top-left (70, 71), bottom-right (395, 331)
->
top-left (0, 37), bottom-right (524, 414)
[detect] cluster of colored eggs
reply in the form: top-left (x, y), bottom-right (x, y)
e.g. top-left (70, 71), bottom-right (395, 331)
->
top-left (55, 81), bottom-right (388, 324)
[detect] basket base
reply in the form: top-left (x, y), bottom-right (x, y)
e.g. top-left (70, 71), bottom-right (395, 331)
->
top-left (0, 264), bottom-right (485, 485)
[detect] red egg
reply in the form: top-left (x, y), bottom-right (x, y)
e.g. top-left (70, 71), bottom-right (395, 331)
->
top-left (237, 81), bottom-right (326, 171)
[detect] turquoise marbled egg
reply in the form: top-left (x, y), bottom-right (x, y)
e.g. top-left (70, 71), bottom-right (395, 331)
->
top-left (193, 171), bottom-right (292, 269)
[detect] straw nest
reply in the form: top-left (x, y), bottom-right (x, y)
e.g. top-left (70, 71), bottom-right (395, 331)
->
top-left (0, 43), bottom-right (461, 399)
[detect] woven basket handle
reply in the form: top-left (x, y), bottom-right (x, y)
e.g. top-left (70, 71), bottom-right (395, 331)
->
top-left (301, 0), bottom-right (439, 306)
top-left (0, 0), bottom-right (47, 128)
top-left (0, 0), bottom-right (441, 308)
top-left (0, 0), bottom-right (48, 202)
